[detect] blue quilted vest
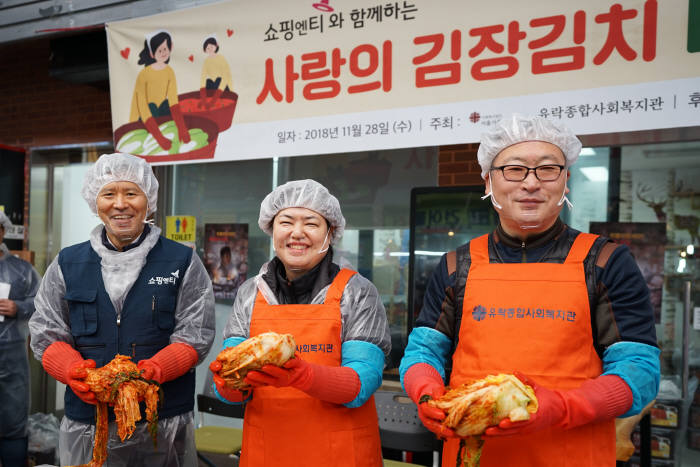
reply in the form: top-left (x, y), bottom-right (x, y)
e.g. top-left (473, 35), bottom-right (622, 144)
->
top-left (58, 236), bottom-right (195, 424)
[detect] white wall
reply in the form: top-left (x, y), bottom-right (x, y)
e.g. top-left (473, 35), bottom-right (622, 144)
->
top-left (61, 163), bottom-right (100, 249)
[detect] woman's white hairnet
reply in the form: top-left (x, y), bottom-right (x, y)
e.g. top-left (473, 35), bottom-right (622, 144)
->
top-left (81, 153), bottom-right (159, 216)
top-left (258, 179), bottom-right (345, 243)
top-left (477, 114), bottom-right (583, 179)
top-left (0, 211), bottom-right (11, 232)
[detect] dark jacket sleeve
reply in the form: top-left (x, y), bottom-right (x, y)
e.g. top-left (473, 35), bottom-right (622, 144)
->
top-left (415, 254), bottom-right (459, 340)
top-left (593, 243), bottom-right (658, 350)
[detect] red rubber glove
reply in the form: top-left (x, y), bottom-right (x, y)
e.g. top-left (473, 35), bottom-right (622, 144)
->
top-left (198, 87), bottom-right (208, 109)
top-left (144, 117), bottom-right (172, 151)
top-left (403, 363), bottom-right (457, 438)
top-left (245, 354), bottom-right (312, 389)
top-left (484, 373), bottom-right (632, 437)
top-left (208, 88), bottom-right (223, 108)
top-left (245, 352), bottom-right (360, 404)
top-left (42, 341), bottom-right (97, 405)
top-left (170, 103), bottom-right (191, 143)
top-left (137, 342), bottom-right (198, 384)
top-left (209, 360), bottom-right (248, 403)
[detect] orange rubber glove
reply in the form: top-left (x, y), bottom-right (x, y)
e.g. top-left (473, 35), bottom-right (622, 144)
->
top-left (403, 363), bottom-right (457, 438)
top-left (137, 342), bottom-right (198, 384)
top-left (484, 373), bottom-right (632, 437)
top-left (144, 117), bottom-right (172, 151)
top-left (209, 360), bottom-right (248, 403)
top-left (245, 352), bottom-right (361, 405)
top-left (42, 341), bottom-right (97, 405)
top-left (170, 103), bottom-right (190, 143)
top-left (198, 88), bottom-right (208, 109)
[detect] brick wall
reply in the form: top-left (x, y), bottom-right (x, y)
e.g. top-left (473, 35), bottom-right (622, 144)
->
top-left (0, 38), bottom-right (113, 148)
top-left (437, 143), bottom-right (483, 187)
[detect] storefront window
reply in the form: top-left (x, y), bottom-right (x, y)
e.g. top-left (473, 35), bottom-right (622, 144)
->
top-left (619, 142), bottom-right (700, 466)
top-left (172, 159), bottom-right (274, 273)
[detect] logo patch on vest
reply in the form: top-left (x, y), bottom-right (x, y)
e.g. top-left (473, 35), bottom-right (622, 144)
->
top-left (472, 305), bottom-right (487, 321)
top-left (148, 270), bottom-right (179, 286)
top-left (472, 305), bottom-right (577, 322)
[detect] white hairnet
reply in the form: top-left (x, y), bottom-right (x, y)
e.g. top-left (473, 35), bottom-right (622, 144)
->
top-left (258, 179), bottom-right (345, 243)
top-left (477, 114), bottom-right (583, 179)
top-left (0, 211), bottom-right (11, 231)
top-left (81, 153), bottom-right (159, 216)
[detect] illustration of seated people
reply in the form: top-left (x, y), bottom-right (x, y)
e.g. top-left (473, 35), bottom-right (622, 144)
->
top-left (199, 34), bottom-right (233, 109)
top-left (212, 246), bottom-right (237, 284)
top-left (128, 30), bottom-right (193, 154)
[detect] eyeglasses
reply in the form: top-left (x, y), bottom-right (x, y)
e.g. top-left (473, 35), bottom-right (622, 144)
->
top-left (490, 164), bottom-right (565, 182)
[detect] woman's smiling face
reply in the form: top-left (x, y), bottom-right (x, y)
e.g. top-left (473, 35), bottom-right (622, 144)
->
top-left (272, 207), bottom-right (332, 281)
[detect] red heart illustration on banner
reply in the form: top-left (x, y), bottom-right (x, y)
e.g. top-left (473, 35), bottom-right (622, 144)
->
top-left (188, 54), bottom-right (194, 62)
top-left (120, 47), bottom-right (130, 59)
top-left (227, 29), bottom-right (234, 37)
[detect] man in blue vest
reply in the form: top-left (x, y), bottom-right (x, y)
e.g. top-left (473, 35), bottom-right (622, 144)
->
top-left (29, 153), bottom-right (216, 466)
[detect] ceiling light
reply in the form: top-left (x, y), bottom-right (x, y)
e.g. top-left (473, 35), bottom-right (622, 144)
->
top-left (579, 166), bottom-right (608, 182)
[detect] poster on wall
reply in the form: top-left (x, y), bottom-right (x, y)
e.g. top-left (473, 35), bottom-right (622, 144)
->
top-left (203, 223), bottom-right (248, 300)
top-left (590, 222), bottom-right (666, 323)
top-left (106, 0), bottom-right (700, 165)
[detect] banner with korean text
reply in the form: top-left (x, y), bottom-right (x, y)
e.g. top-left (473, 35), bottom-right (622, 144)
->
top-left (106, 0), bottom-right (700, 164)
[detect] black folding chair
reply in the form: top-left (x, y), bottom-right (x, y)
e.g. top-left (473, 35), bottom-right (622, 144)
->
top-left (375, 390), bottom-right (442, 467)
top-left (195, 372), bottom-right (245, 467)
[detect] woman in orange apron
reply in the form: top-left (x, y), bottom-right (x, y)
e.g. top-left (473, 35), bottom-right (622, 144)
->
top-left (400, 115), bottom-right (660, 466)
top-left (210, 179), bottom-right (390, 467)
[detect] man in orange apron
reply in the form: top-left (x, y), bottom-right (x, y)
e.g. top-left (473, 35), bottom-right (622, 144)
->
top-left (400, 115), bottom-right (659, 466)
top-left (210, 179), bottom-right (390, 467)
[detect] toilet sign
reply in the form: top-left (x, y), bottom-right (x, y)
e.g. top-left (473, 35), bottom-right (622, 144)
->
top-left (166, 215), bottom-right (197, 243)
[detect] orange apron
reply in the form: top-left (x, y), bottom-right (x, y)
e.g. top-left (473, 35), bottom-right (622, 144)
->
top-left (240, 268), bottom-right (383, 467)
top-left (443, 233), bottom-right (615, 467)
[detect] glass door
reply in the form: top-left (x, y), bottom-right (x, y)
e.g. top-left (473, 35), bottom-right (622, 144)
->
top-left (619, 142), bottom-right (700, 467)
top-left (28, 144), bottom-right (110, 416)
top-left (407, 186), bottom-right (498, 336)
